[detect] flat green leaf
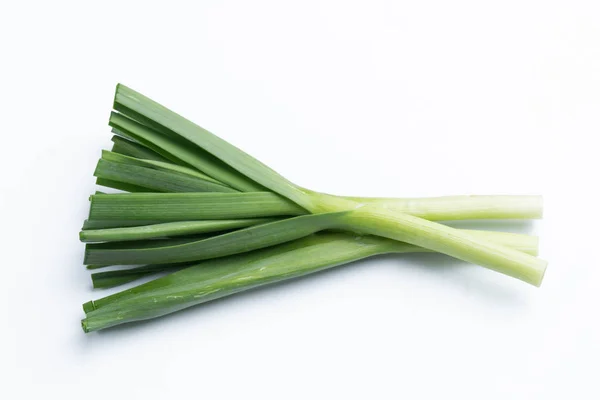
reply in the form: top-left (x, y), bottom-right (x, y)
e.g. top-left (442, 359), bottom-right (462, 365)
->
top-left (84, 213), bottom-right (344, 265)
top-left (88, 192), bottom-right (306, 221)
top-left (113, 84), bottom-right (310, 207)
top-left (94, 159), bottom-right (235, 193)
top-left (80, 218), bottom-right (277, 243)
top-left (110, 111), bottom-right (262, 192)
top-left (110, 135), bottom-right (172, 163)
top-left (91, 263), bottom-right (194, 288)
top-left (82, 219), bottom-right (162, 230)
top-left (102, 150), bottom-right (226, 185)
top-left (95, 178), bottom-right (152, 193)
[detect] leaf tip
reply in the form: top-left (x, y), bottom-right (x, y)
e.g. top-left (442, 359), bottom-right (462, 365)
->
top-left (82, 300), bottom-right (96, 314)
top-left (81, 318), bottom-right (90, 333)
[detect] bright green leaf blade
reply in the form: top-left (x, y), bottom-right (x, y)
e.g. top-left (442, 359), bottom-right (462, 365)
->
top-left (86, 265), bottom-right (109, 270)
top-left (80, 218), bottom-right (277, 243)
top-left (91, 270), bottom-right (152, 289)
top-left (101, 150), bottom-right (227, 186)
top-left (84, 213), bottom-right (343, 265)
top-left (88, 192), bottom-right (306, 221)
top-left (95, 178), bottom-right (152, 193)
top-left (110, 135), bottom-right (172, 163)
top-left (91, 263), bottom-right (194, 289)
top-left (94, 159), bottom-right (235, 193)
top-left (112, 127), bottom-right (189, 167)
top-left (82, 219), bottom-right (162, 230)
top-left (113, 84), bottom-right (310, 207)
top-left (109, 111), bottom-right (262, 192)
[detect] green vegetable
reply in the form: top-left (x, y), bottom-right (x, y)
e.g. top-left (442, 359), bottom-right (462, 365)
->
top-left (110, 84), bottom-right (547, 285)
top-left (78, 84), bottom-right (547, 333)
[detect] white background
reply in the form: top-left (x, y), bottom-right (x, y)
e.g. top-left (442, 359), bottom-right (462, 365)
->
top-left (2, 1), bottom-right (599, 399)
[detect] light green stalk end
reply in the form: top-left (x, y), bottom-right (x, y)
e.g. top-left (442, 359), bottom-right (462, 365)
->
top-left (346, 195), bottom-right (544, 220)
top-left (337, 204), bottom-right (547, 286)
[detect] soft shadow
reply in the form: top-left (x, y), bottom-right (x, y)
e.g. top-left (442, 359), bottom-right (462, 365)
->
top-left (376, 252), bottom-right (530, 307)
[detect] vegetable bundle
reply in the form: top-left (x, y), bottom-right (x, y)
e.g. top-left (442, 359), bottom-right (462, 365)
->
top-left (80, 84), bottom-right (546, 333)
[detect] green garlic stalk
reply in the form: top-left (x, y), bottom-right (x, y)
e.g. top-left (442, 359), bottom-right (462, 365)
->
top-left (99, 84), bottom-right (548, 286)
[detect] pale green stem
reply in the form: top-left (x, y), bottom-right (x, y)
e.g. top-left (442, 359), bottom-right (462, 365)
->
top-left (344, 195), bottom-right (543, 220)
top-left (303, 192), bottom-right (547, 286)
top-left (335, 205), bottom-right (547, 286)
